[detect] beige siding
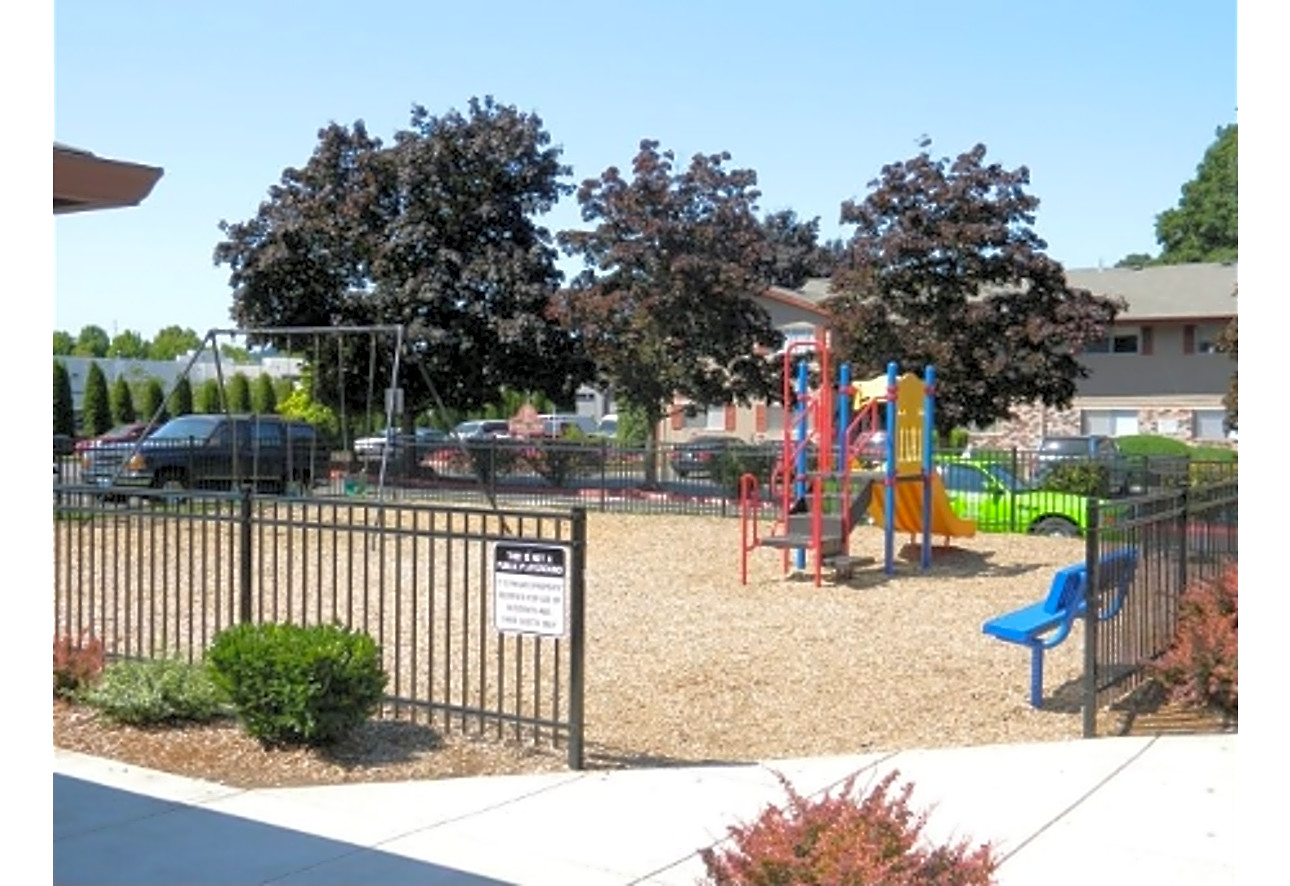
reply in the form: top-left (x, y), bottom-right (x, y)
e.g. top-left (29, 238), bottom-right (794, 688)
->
top-left (1078, 321), bottom-right (1234, 398)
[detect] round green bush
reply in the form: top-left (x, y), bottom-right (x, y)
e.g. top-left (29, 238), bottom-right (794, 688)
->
top-left (207, 622), bottom-right (388, 747)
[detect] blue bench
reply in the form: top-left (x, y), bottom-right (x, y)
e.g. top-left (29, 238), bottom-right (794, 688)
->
top-left (982, 547), bottom-right (1139, 708)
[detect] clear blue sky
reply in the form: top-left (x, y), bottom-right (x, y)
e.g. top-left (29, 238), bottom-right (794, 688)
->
top-left (50, 0), bottom-right (1236, 341)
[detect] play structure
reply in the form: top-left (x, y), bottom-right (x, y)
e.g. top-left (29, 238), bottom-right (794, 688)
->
top-left (738, 341), bottom-right (975, 586)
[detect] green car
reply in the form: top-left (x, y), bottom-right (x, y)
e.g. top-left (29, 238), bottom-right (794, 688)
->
top-left (936, 458), bottom-right (1103, 537)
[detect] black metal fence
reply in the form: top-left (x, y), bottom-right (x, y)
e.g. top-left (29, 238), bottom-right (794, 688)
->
top-left (53, 485), bottom-right (587, 768)
top-left (1080, 479), bottom-right (1238, 735)
top-left (56, 440), bottom-right (1236, 525)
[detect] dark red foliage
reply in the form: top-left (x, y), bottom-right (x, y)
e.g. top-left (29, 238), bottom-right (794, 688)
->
top-left (700, 769), bottom-right (998, 885)
top-left (1149, 560), bottom-right (1237, 716)
top-left (53, 633), bottom-right (106, 698)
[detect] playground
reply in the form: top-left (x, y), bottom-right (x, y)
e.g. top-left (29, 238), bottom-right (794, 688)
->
top-left (576, 510), bottom-right (1090, 766)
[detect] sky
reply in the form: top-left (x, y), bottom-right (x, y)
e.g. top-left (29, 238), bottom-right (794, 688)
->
top-left (45, 0), bottom-right (1239, 342)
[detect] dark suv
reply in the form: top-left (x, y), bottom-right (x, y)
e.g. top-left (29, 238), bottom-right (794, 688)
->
top-left (82, 414), bottom-right (330, 495)
top-left (1034, 435), bottom-right (1134, 494)
top-left (670, 435), bottom-right (748, 478)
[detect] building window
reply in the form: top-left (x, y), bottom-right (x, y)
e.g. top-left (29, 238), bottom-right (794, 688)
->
top-left (1083, 330), bottom-right (1140, 354)
top-left (1193, 409), bottom-right (1228, 440)
top-left (1194, 324), bottom-right (1224, 355)
top-left (778, 323), bottom-right (817, 353)
top-left (705, 406), bottom-right (726, 431)
top-left (1081, 409), bottom-right (1139, 437)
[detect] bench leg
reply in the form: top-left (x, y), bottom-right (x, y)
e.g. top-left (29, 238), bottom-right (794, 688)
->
top-left (1029, 644), bottom-right (1045, 708)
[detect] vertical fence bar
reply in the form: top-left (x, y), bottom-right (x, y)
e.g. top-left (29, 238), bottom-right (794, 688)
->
top-left (238, 487), bottom-right (253, 624)
top-left (1082, 498), bottom-right (1101, 738)
top-left (568, 507), bottom-right (586, 770)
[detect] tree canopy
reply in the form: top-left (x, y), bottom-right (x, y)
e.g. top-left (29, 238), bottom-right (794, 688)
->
top-left (213, 96), bottom-right (592, 423)
top-left (1117, 124), bottom-right (1237, 267)
top-left (758, 209), bottom-right (844, 289)
top-left (823, 143), bottom-right (1122, 435)
top-left (554, 139), bottom-right (783, 460)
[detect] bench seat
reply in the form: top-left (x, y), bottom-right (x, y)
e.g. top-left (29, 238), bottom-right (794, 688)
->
top-left (981, 601), bottom-right (1067, 645)
top-left (982, 548), bottom-right (1138, 708)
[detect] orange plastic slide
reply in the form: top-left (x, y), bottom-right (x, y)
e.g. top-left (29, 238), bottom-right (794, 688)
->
top-left (867, 472), bottom-right (976, 539)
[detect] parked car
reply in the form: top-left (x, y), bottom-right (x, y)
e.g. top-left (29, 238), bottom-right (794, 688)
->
top-left (81, 414), bottom-right (329, 495)
top-left (670, 435), bottom-right (749, 478)
top-left (450, 419), bottom-right (511, 440)
top-left (74, 421), bottom-right (154, 453)
top-left (538, 413), bottom-right (597, 438)
top-left (936, 457), bottom-right (1103, 537)
top-left (593, 413), bottom-right (618, 438)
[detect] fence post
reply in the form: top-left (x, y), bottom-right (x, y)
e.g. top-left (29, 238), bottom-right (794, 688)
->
top-left (567, 507), bottom-right (587, 770)
top-left (1177, 485), bottom-right (1190, 596)
top-left (1082, 498), bottom-right (1101, 738)
top-left (1009, 447), bottom-right (1020, 533)
top-left (238, 486), bottom-right (254, 624)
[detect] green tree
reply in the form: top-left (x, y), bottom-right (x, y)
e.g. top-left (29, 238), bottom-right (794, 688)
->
top-left (169, 377), bottom-right (194, 417)
top-left (555, 139), bottom-right (783, 483)
top-left (53, 361), bottom-right (75, 436)
top-left (81, 362), bottom-right (112, 437)
top-left (139, 378), bottom-right (168, 424)
top-left (107, 330), bottom-right (151, 359)
top-left (53, 331), bottom-right (74, 356)
top-left (150, 326), bottom-right (203, 361)
top-left (273, 377), bottom-right (295, 409)
top-left (278, 374), bottom-right (338, 436)
top-left (1155, 124), bottom-right (1237, 265)
top-left (1114, 252), bottom-right (1155, 269)
top-left (227, 372), bottom-right (252, 412)
top-left (73, 325), bottom-right (110, 358)
top-left (213, 96), bottom-right (591, 427)
top-left (251, 373), bottom-right (278, 414)
top-left (823, 142), bottom-right (1122, 436)
top-left (194, 378), bottom-right (223, 413)
top-left (110, 376), bottom-right (137, 425)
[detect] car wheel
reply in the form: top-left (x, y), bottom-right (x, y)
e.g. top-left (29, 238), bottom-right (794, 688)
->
top-left (1030, 517), bottom-right (1080, 538)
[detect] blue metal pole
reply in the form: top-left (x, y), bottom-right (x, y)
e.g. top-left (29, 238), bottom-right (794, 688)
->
top-left (884, 361), bottom-right (897, 574)
top-left (838, 364), bottom-right (851, 473)
top-left (922, 365), bottom-right (935, 570)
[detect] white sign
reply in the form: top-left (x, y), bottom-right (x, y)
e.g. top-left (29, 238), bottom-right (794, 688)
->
top-left (493, 542), bottom-right (569, 637)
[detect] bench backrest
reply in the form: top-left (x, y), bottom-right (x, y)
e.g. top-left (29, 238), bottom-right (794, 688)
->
top-left (1042, 564), bottom-right (1088, 615)
top-left (1041, 548), bottom-right (1139, 616)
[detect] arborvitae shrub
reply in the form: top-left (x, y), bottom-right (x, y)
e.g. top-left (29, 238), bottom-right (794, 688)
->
top-left (207, 622), bottom-right (388, 747)
top-left (110, 375), bottom-right (137, 424)
top-left (84, 658), bottom-right (230, 726)
top-left (54, 634), bottom-right (106, 699)
top-left (1148, 560), bottom-right (1237, 717)
top-left (81, 362), bottom-right (113, 437)
top-left (54, 361), bottom-right (76, 437)
top-left (700, 769), bottom-right (998, 886)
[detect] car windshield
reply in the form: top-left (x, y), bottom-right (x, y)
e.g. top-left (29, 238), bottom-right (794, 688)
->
top-left (148, 416), bottom-right (220, 441)
top-left (979, 462), bottom-right (1033, 492)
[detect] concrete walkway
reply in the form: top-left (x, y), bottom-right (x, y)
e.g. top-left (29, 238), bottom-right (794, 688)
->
top-left (53, 734), bottom-right (1235, 885)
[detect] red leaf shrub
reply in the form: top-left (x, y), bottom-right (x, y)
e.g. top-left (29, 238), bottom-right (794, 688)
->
top-left (1149, 560), bottom-right (1237, 717)
top-left (699, 769), bottom-right (998, 885)
top-left (53, 633), bottom-right (106, 698)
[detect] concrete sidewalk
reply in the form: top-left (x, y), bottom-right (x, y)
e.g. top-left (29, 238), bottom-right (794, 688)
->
top-left (53, 734), bottom-right (1235, 885)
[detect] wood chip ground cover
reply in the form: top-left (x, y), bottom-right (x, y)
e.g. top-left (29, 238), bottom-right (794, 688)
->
top-left (56, 512), bottom-right (1111, 787)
